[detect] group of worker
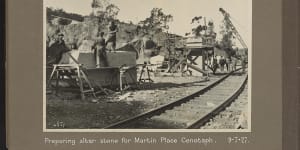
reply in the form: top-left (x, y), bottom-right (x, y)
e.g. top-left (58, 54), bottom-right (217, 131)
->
top-left (46, 21), bottom-right (119, 68)
top-left (210, 55), bottom-right (247, 74)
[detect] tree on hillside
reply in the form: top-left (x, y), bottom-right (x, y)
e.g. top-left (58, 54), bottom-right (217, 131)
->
top-left (105, 4), bottom-right (120, 20)
top-left (219, 16), bottom-right (235, 51)
top-left (91, 0), bottom-right (120, 24)
top-left (91, 0), bottom-right (109, 11)
top-left (190, 16), bottom-right (214, 37)
top-left (138, 8), bottom-right (173, 36)
top-left (46, 7), bottom-right (84, 23)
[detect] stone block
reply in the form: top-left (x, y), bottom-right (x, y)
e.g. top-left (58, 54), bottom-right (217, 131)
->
top-left (106, 51), bottom-right (136, 67)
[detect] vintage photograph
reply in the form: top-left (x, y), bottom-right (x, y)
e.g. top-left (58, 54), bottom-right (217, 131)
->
top-left (43, 0), bottom-right (251, 131)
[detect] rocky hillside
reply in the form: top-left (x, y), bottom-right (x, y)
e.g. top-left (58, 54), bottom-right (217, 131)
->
top-left (46, 7), bottom-right (183, 56)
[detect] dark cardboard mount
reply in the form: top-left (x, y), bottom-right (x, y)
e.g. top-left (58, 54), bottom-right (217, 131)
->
top-left (2, 0), bottom-right (6, 149)
top-left (282, 0), bottom-right (300, 149)
top-left (0, 1), bottom-right (6, 150)
top-left (4, 0), bottom-right (300, 149)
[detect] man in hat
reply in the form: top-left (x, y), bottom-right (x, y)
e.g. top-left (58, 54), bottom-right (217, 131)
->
top-left (46, 33), bottom-right (70, 65)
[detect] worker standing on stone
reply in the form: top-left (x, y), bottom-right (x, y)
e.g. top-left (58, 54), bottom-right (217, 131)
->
top-left (94, 31), bottom-right (108, 67)
top-left (106, 21), bottom-right (118, 51)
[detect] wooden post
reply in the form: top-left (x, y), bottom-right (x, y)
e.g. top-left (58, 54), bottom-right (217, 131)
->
top-left (77, 66), bottom-right (85, 100)
top-left (120, 69), bottom-right (123, 91)
top-left (47, 65), bottom-right (57, 89)
top-left (55, 70), bottom-right (59, 95)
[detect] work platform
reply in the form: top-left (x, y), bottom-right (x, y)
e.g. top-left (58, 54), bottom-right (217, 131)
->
top-left (46, 50), bottom-right (139, 99)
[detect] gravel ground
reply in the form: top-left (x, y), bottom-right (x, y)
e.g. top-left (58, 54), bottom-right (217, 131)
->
top-left (200, 83), bottom-right (248, 129)
top-left (46, 73), bottom-right (224, 129)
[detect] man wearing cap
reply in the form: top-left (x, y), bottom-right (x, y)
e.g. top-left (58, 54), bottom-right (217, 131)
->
top-left (47, 33), bottom-right (70, 65)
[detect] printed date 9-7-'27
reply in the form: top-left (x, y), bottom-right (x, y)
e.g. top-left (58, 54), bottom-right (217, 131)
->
top-left (227, 136), bottom-right (250, 144)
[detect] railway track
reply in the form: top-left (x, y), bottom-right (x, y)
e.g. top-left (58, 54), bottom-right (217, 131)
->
top-left (201, 83), bottom-right (248, 129)
top-left (103, 69), bottom-right (248, 129)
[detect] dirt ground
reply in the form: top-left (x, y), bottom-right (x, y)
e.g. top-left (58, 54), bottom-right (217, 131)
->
top-left (46, 74), bottom-right (224, 129)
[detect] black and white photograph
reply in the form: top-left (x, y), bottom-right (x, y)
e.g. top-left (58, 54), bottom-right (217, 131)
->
top-left (43, 0), bottom-right (251, 131)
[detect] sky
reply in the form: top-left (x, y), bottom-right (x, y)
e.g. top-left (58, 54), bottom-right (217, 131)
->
top-left (45, 0), bottom-right (252, 47)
